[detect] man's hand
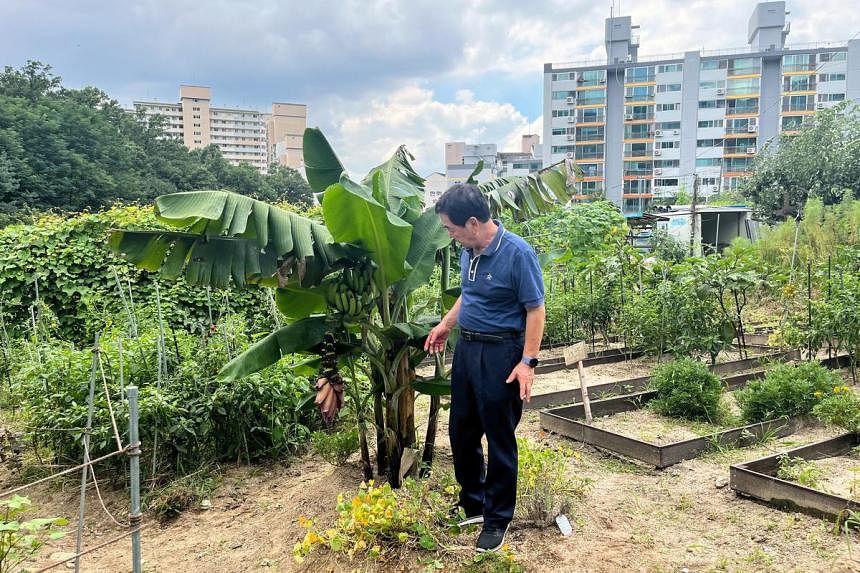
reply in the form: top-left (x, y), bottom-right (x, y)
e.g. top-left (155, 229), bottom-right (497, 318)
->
top-left (424, 323), bottom-right (451, 354)
top-left (506, 362), bottom-right (534, 402)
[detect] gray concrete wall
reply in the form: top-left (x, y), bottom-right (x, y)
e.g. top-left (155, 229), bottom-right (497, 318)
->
top-left (605, 67), bottom-right (625, 206)
top-left (679, 51), bottom-right (701, 189)
top-left (759, 55), bottom-right (782, 148)
top-left (848, 40), bottom-right (860, 104)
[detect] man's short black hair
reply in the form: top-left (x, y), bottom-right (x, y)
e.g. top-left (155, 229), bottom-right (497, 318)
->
top-left (434, 184), bottom-right (491, 226)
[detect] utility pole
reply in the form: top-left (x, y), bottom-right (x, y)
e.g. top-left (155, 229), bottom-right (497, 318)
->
top-left (689, 173), bottom-right (699, 257)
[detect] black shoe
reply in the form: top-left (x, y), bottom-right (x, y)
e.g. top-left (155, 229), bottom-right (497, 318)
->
top-left (447, 505), bottom-right (484, 527)
top-left (476, 524), bottom-right (509, 553)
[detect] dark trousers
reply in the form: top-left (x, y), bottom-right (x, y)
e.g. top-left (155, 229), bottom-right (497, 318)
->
top-left (449, 335), bottom-right (524, 529)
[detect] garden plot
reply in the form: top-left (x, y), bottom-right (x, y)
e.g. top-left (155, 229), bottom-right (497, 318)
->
top-left (730, 432), bottom-right (860, 520)
top-left (528, 349), bottom-right (799, 410)
top-left (540, 370), bottom-right (801, 468)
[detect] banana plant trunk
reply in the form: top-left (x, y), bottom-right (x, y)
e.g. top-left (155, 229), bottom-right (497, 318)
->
top-left (384, 352), bottom-right (417, 487)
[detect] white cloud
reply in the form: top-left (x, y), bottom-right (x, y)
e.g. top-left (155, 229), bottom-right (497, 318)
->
top-left (323, 84), bottom-right (533, 176)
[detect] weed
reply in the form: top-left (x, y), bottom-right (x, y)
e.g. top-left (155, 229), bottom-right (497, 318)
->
top-left (0, 495), bottom-right (67, 572)
top-left (462, 547), bottom-right (524, 573)
top-left (144, 466), bottom-right (220, 518)
top-left (311, 427), bottom-right (360, 466)
top-left (813, 389), bottom-right (860, 433)
top-left (516, 437), bottom-right (592, 526)
top-left (649, 358), bottom-right (724, 422)
top-left (736, 361), bottom-right (842, 423)
top-left (777, 455), bottom-right (823, 490)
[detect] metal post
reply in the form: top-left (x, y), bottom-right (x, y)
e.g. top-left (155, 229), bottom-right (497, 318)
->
top-left (127, 386), bottom-right (142, 573)
top-left (75, 332), bottom-right (100, 573)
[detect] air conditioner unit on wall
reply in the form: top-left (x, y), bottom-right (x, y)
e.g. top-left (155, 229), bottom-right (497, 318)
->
top-left (568, 116), bottom-right (576, 123)
top-left (566, 96), bottom-right (575, 104)
top-left (816, 102), bottom-right (825, 109)
top-left (567, 135), bottom-right (575, 141)
top-left (654, 168), bottom-right (663, 175)
top-left (654, 149), bottom-right (662, 156)
top-left (716, 88), bottom-right (726, 95)
top-left (673, 129), bottom-right (680, 135)
top-left (654, 130), bottom-right (664, 137)
top-left (747, 125), bottom-right (757, 132)
top-left (624, 113), bottom-right (634, 120)
top-left (746, 147), bottom-right (756, 154)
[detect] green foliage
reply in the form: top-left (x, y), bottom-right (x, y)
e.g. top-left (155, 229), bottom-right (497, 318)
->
top-left (777, 454), bottom-right (823, 489)
top-left (812, 387), bottom-right (860, 433)
top-left (0, 204), bottom-right (274, 340)
top-left (0, 61), bottom-right (313, 224)
top-left (311, 427), bottom-right (361, 466)
top-left (505, 200), bottom-right (626, 264)
top-left (649, 359), bottom-right (724, 422)
top-left (293, 477), bottom-right (458, 563)
top-left (0, 495), bottom-right (67, 573)
top-left (6, 319), bottom-right (317, 480)
top-left (742, 103), bottom-right (860, 222)
top-left (650, 228), bottom-right (687, 263)
top-left (736, 362), bottom-right (842, 423)
top-left (516, 438), bottom-right (592, 525)
top-left (463, 549), bottom-right (524, 573)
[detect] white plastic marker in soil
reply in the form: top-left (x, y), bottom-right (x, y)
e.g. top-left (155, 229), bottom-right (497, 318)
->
top-left (563, 342), bottom-right (592, 424)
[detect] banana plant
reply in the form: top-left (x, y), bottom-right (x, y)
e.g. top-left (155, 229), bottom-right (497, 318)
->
top-left (109, 128), bottom-right (572, 486)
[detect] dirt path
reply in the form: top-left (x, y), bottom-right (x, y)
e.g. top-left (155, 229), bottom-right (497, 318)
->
top-left (13, 366), bottom-right (860, 572)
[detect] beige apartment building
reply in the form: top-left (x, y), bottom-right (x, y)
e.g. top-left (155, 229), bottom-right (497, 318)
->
top-left (132, 85), bottom-right (306, 174)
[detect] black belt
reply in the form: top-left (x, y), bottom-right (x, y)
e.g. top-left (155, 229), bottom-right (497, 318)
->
top-left (460, 329), bottom-right (523, 343)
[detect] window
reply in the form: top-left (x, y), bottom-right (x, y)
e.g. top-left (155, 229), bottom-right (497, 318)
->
top-left (624, 160), bottom-right (653, 175)
top-left (654, 178), bottom-right (679, 187)
top-left (623, 179), bottom-right (651, 194)
top-left (577, 181), bottom-right (603, 193)
top-left (727, 77), bottom-right (760, 96)
top-left (576, 126), bottom-right (604, 141)
top-left (577, 144), bottom-right (604, 159)
top-left (656, 103), bottom-right (680, 111)
top-left (696, 158), bottom-right (722, 167)
top-left (192, 114), bottom-right (201, 119)
top-left (699, 99), bottom-right (726, 109)
top-left (551, 72), bottom-right (573, 81)
top-left (551, 127), bottom-right (571, 135)
top-left (578, 90), bottom-right (606, 105)
top-left (625, 85), bottom-right (655, 101)
top-left (656, 121), bottom-right (681, 130)
top-left (624, 143), bottom-right (652, 157)
top-left (698, 119), bottom-right (724, 128)
top-left (782, 94), bottom-right (813, 112)
top-left (783, 75), bottom-right (814, 92)
top-left (697, 138), bottom-right (724, 148)
top-left (577, 108), bottom-right (605, 123)
top-left (625, 105), bottom-right (654, 120)
top-left (578, 163), bottom-right (604, 177)
top-left (818, 93), bottom-right (845, 102)
top-left (654, 159), bottom-right (680, 168)
top-left (727, 97), bottom-right (759, 114)
top-left (657, 63), bottom-right (683, 73)
top-left (656, 83), bottom-right (682, 93)
top-left (624, 123), bottom-right (652, 139)
top-left (726, 117), bottom-right (756, 133)
top-left (724, 157), bottom-right (752, 172)
top-left (819, 73), bottom-right (846, 82)
top-left (781, 116), bottom-right (805, 130)
top-left (193, 106), bottom-right (200, 111)
top-left (552, 109), bottom-right (572, 117)
top-left (783, 53), bottom-right (814, 72)
top-left (699, 80), bottom-right (726, 90)
top-left (700, 59), bottom-right (727, 70)
top-left (729, 57), bottom-right (760, 75)
top-left (658, 141), bottom-right (680, 149)
top-left (700, 177), bottom-right (720, 186)
top-left (819, 51), bottom-right (846, 62)
top-left (552, 90), bottom-right (576, 100)
top-left (578, 70), bottom-right (605, 86)
top-left (627, 66), bottom-right (655, 83)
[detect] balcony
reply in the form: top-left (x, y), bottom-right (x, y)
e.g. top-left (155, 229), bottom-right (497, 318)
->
top-left (577, 152), bottom-right (605, 160)
top-left (726, 106), bottom-right (759, 116)
top-left (726, 125), bottom-right (757, 134)
top-left (782, 102), bottom-right (815, 113)
top-left (727, 67), bottom-right (761, 77)
top-left (724, 145), bottom-right (756, 155)
top-left (625, 74), bottom-right (656, 84)
top-left (625, 94), bottom-right (655, 103)
top-left (783, 63), bottom-right (816, 73)
top-left (624, 112), bottom-right (655, 121)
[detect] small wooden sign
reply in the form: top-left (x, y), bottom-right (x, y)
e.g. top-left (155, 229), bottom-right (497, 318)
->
top-left (563, 341), bottom-right (588, 367)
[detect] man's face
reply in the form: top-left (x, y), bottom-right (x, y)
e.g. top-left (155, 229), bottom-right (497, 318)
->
top-left (439, 213), bottom-right (478, 248)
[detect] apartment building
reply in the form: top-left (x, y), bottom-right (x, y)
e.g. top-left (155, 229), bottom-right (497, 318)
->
top-left (444, 135), bottom-right (543, 187)
top-left (543, 1), bottom-right (860, 216)
top-left (132, 86), bottom-right (306, 174)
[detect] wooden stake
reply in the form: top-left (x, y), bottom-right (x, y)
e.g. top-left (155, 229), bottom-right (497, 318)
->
top-left (563, 342), bottom-right (592, 424)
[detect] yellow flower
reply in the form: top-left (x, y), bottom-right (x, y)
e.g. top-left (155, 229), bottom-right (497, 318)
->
top-left (814, 391), bottom-right (824, 398)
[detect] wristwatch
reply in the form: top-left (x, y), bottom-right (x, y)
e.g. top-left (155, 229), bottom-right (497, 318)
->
top-left (521, 355), bottom-right (539, 368)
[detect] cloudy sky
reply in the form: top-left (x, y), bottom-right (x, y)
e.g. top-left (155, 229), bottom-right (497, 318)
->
top-left (2, 0), bottom-right (858, 176)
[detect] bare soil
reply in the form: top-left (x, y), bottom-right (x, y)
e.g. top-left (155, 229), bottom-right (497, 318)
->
top-left (9, 364), bottom-right (860, 572)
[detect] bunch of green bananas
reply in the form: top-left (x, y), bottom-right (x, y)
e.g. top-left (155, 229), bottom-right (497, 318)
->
top-left (325, 263), bottom-right (376, 318)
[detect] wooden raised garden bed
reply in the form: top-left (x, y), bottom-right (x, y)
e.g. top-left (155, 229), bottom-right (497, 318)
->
top-left (539, 370), bottom-right (801, 468)
top-left (730, 433), bottom-right (860, 520)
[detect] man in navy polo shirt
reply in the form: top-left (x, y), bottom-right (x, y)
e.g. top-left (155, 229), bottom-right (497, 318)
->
top-left (425, 183), bottom-right (546, 553)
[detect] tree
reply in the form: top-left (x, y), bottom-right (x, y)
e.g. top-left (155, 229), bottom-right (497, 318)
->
top-left (268, 163), bottom-right (314, 208)
top-left (742, 103), bottom-right (860, 222)
top-left (110, 128), bottom-right (571, 486)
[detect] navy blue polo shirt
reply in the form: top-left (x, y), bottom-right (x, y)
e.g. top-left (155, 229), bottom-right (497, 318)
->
top-left (458, 221), bottom-right (545, 333)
